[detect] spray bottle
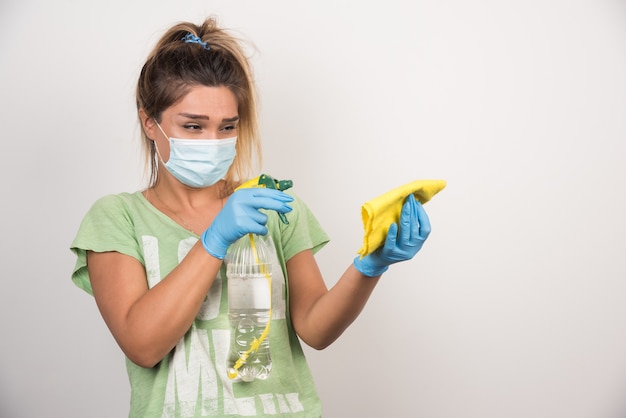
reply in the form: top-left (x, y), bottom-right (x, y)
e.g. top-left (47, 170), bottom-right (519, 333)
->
top-left (225, 174), bottom-right (292, 382)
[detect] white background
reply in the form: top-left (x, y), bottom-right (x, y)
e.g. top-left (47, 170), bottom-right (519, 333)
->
top-left (1, 1), bottom-right (626, 417)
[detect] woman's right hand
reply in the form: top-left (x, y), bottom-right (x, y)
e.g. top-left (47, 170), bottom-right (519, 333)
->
top-left (201, 188), bottom-right (293, 259)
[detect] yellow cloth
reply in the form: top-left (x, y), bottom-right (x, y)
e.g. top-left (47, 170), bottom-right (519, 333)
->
top-left (358, 179), bottom-right (447, 257)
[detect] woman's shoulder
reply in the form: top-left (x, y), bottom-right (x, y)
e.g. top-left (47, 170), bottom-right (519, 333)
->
top-left (92, 190), bottom-right (143, 204)
top-left (87, 191), bottom-right (146, 215)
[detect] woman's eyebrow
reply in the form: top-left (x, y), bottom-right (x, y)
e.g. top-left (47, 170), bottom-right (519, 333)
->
top-left (177, 113), bottom-right (239, 123)
top-left (178, 112), bottom-right (210, 120)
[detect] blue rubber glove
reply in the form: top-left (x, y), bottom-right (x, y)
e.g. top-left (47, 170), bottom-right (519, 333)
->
top-left (201, 188), bottom-right (293, 259)
top-left (353, 194), bottom-right (431, 277)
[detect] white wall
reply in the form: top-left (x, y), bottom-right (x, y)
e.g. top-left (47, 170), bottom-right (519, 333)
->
top-left (1, 1), bottom-right (626, 417)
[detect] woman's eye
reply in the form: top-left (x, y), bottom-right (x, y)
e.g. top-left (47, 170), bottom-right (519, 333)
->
top-left (221, 124), bottom-right (237, 132)
top-left (184, 124), bottom-right (201, 130)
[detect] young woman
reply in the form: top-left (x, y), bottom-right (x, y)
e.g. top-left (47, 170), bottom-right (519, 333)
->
top-left (71, 16), bottom-right (431, 418)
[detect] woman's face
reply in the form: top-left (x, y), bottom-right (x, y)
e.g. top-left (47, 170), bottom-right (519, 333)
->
top-left (145, 85), bottom-right (239, 162)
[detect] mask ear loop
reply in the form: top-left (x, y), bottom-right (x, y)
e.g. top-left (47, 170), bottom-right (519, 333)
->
top-left (152, 119), bottom-right (169, 165)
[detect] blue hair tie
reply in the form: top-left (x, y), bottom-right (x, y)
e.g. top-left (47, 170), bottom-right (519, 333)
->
top-left (182, 33), bottom-right (210, 50)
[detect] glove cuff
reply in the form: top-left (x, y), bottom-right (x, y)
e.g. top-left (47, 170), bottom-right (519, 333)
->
top-left (353, 256), bottom-right (389, 278)
top-left (201, 229), bottom-right (228, 260)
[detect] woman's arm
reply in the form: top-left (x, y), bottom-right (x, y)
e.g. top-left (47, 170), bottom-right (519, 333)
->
top-left (287, 195), bottom-right (430, 349)
top-left (286, 249), bottom-right (380, 350)
top-left (87, 242), bottom-right (222, 368)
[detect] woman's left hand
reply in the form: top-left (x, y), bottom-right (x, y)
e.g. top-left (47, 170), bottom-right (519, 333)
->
top-left (353, 194), bottom-right (431, 277)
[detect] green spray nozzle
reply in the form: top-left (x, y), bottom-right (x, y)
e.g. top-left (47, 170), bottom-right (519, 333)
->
top-left (236, 174), bottom-right (294, 225)
top-left (257, 174), bottom-right (293, 192)
top-left (257, 174), bottom-right (292, 224)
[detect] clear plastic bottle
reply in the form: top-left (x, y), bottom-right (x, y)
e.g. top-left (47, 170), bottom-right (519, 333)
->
top-left (225, 233), bottom-right (274, 382)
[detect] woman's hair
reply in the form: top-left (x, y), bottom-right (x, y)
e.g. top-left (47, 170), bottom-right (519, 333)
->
top-left (136, 16), bottom-right (261, 194)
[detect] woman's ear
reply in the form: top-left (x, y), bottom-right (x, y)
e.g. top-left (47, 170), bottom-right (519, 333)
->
top-left (139, 109), bottom-right (157, 140)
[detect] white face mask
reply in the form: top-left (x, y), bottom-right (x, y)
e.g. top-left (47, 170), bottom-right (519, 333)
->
top-left (155, 122), bottom-right (237, 188)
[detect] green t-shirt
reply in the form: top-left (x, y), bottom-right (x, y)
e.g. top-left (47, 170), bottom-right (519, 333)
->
top-left (71, 190), bottom-right (329, 418)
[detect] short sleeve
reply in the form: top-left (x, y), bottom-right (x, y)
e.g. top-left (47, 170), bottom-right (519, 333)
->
top-left (277, 192), bottom-right (330, 262)
top-left (70, 194), bottom-right (144, 295)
